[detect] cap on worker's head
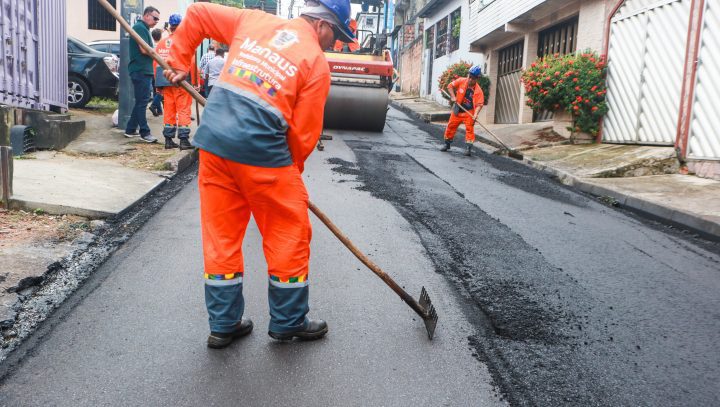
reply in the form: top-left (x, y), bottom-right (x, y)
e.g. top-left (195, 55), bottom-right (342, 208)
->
top-left (169, 13), bottom-right (182, 26)
top-left (300, 0), bottom-right (354, 43)
top-left (468, 65), bottom-right (482, 78)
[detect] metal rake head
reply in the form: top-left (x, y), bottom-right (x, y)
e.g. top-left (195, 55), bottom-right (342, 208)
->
top-left (419, 286), bottom-right (438, 340)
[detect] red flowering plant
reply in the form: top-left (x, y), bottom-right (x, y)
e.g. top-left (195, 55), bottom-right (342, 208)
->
top-left (438, 61), bottom-right (490, 105)
top-left (521, 51), bottom-right (609, 136)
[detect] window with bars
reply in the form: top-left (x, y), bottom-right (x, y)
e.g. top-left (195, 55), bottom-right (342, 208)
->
top-left (498, 41), bottom-right (524, 76)
top-left (425, 26), bottom-right (434, 50)
top-left (88, 0), bottom-right (116, 31)
top-left (435, 15), bottom-right (448, 57)
top-left (448, 8), bottom-right (461, 53)
top-left (537, 17), bottom-right (579, 58)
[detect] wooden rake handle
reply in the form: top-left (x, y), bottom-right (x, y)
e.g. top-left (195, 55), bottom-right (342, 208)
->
top-left (308, 202), bottom-right (431, 319)
top-left (98, 0), bottom-right (430, 320)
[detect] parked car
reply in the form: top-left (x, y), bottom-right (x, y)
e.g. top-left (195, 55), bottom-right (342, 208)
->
top-left (87, 40), bottom-right (120, 58)
top-left (67, 37), bottom-right (119, 108)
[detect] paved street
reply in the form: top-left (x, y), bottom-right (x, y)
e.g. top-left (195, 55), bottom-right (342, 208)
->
top-left (1, 107), bottom-right (719, 406)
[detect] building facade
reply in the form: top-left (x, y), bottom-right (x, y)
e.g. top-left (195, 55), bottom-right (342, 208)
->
top-left (420, 0), bottom-right (482, 103)
top-left (466, 0), bottom-right (612, 124)
top-left (393, 0), bottom-right (433, 95)
top-left (67, 0), bottom-right (195, 44)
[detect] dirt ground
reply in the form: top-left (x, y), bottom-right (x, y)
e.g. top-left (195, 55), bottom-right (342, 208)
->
top-left (0, 209), bottom-right (88, 250)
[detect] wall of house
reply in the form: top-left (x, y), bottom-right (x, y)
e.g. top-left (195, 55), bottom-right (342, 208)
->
top-left (576, 0), bottom-right (610, 52)
top-left (67, 0), bottom-right (192, 44)
top-left (399, 36), bottom-right (424, 95)
top-left (467, 0), bottom-right (545, 42)
top-left (421, 0), bottom-right (484, 104)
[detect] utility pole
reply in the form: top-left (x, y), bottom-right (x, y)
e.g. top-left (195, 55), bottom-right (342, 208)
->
top-left (118, 0), bottom-right (144, 130)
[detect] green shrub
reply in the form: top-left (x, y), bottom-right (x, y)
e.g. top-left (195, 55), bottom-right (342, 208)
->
top-left (521, 51), bottom-right (609, 135)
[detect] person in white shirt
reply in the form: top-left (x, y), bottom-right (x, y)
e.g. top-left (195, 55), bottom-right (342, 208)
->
top-left (203, 48), bottom-right (226, 96)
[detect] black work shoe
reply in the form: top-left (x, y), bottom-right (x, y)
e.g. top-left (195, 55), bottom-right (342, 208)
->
top-left (207, 319), bottom-right (254, 349)
top-left (149, 105), bottom-right (162, 117)
top-left (140, 133), bottom-right (158, 143)
top-left (179, 138), bottom-right (194, 150)
top-left (464, 144), bottom-right (472, 156)
top-left (268, 319), bottom-right (328, 341)
top-left (440, 141), bottom-right (451, 152)
top-left (164, 137), bottom-right (179, 149)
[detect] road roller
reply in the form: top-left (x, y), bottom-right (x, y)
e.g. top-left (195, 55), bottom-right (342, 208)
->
top-left (322, 6), bottom-right (394, 133)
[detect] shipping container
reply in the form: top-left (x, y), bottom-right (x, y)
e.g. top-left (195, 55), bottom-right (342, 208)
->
top-left (0, 0), bottom-right (67, 112)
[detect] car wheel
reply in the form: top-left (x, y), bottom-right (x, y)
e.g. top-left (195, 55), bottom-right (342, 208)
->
top-left (68, 76), bottom-right (91, 108)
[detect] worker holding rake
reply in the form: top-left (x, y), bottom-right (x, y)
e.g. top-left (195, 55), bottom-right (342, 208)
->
top-left (441, 65), bottom-right (485, 157)
top-left (163, 0), bottom-right (354, 348)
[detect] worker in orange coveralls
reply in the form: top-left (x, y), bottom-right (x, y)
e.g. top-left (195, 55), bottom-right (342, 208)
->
top-left (154, 13), bottom-right (194, 150)
top-left (441, 65), bottom-right (485, 157)
top-left (333, 18), bottom-right (358, 52)
top-left (163, 0), bottom-right (355, 349)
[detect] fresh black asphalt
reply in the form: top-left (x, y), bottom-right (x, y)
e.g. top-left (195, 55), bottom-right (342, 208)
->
top-left (1, 107), bottom-right (719, 406)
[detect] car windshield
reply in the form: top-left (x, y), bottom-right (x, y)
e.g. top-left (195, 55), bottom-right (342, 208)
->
top-left (69, 37), bottom-right (101, 54)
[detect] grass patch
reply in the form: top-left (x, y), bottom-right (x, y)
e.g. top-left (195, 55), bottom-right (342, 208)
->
top-left (85, 97), bottom-right (118, 114)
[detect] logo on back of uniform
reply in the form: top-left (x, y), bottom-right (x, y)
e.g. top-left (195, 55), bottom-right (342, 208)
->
top-left (165, 39), bottom-right (172, 48)
top-left (270, 29), bottom-right (299, 50)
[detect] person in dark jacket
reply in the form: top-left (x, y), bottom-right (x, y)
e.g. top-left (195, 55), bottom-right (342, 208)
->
top-left (124, 6), bottom-right (160, 143)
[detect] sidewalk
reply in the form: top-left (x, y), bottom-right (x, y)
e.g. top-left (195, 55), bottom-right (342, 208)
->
top-left (390, 92), bottom-right (720, 240)
top-left (11, 106), bottom-right (200, 218)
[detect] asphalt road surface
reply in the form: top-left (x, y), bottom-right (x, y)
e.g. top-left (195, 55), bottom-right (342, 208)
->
top-left (1, 107), bottom-right (719, 406)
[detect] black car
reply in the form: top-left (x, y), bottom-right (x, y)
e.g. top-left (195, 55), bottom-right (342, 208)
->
top-left (87, 40), bottom-right (120, 58)
top-left (68, 37), bottom-right (119, 108)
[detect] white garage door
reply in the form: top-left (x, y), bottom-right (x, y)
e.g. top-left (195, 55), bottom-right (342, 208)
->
top-left (688, 0), bottom-right (720, 160)
top-left (603, 0), bottom-right (691, 145)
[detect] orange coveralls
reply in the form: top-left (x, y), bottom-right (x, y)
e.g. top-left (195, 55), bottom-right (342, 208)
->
top-left (155, 35), bottom-right (193, 140)
top-left (166, 3), bottom-right (330, 334)
top-left (444, 77), bottom-right (485, 144)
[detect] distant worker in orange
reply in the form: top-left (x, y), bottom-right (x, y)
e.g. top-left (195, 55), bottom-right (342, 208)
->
top-left (333, 18), bottom-right (358, 52)
top-left (155, 13), bottom-right (194, 150)
top-left (441, 65), bottom-right (485, 156)
top-left (164, 0), bottom-right (355, 348)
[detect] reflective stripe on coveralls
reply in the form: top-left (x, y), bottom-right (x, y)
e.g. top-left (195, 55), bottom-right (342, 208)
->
top-left (444, 77), bottom-right (485, 143)
top-left (166, 3), bottom-right (331, 333)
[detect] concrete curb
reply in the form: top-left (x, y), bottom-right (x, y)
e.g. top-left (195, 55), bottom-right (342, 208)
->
top-left (164, 148), bottom-right (199, 175)
top-left (390, 100), bottom-right (451, 123)
top-left (523, 158), bottom-right (720, 240)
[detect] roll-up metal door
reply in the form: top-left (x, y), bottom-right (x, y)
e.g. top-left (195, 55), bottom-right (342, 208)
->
top-left (603, 0), bottom-right (691, 145)
top-left (688, 0), bottom-right (720, 160)
top-left (495, 41), bottom-right (524, 124)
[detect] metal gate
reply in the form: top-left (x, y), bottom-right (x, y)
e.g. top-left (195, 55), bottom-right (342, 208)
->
top-left (534, 17), bottom-right (579, 122)
top-left (687, 0), bottom-right (720, 160)
top-left (0, 0), bottom-right (66, 112)
top-left (603, 0), bottom-right (691, 145)
top-left (495, 41), bottom-right (523, 124)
